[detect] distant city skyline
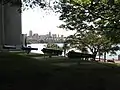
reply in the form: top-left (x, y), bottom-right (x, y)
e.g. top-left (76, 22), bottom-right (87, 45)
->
top-left (27, 30), bottom-right (64, 37)
top-left (26, 30), bottom-right (65, 44)
top-left (22, 7), bottom-right (75, 37)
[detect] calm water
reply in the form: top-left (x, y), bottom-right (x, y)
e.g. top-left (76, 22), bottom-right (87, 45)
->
top-left (28, 43), bottom-right (120, 60)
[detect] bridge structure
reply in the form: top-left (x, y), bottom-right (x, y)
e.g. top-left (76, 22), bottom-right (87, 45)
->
top-left (0, 3), bottom-right (22, 50)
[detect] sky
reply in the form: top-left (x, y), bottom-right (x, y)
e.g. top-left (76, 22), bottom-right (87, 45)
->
top-left (22, 7), bottom-right (75, 37)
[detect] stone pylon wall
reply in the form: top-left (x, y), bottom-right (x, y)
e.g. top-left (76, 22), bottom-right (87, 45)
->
top-left (0, 4), bottom-right (22, 50)
top-left (0, 5), bottom-right (2, 46)
top-left (0, 4), bottom-right (4, 50)
top-left (4, 4), bottom-right (22, 46)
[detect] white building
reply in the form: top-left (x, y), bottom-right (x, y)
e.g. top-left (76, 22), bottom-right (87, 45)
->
top-left (0, 3), bottom-right (22, 50)
top-left (21, 34), bottom-right (27, 45)
top-left (29, 30), bottom-right (33, 37)
top-left (33, 33), bottom-right (39, 40)
top-left (39, 35), bottom-right (47, 40)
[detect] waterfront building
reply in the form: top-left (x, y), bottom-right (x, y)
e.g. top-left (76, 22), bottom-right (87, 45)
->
top-left (33, 33), bottom-right (39, 40)
top-left (21, 34), bottom-right (27, 45)
top-left (27, 31), bottom-right (65, 43)
top-left (29, 30), bottom-right (33, 37)
top-left (49, 32), bottom-right (51, 37)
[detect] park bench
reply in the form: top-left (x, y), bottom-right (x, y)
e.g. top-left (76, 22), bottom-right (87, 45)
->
top-left (3, 45), bottom-right (16, 50)
top-left (67, 51), bottom-right (95, 61)
top-left (21, 46), bottom-right (38, 54)
top-left (41, 48), bottom-right (63, 58)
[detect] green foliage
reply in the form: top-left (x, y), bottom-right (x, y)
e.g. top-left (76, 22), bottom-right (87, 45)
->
top-left (0, 0), bottom-right (55, 13)
top-left (0, 0), bottom-right (22, 6)
top-left (62, 0), bottom-right (120, 5)
top-left (45, 43), bottom-right (62, 50)
top-left (0, 0), bottom-right (46, 7)
top-left (60, 0), bottom-right (120, 43)
top-left (66, 30), bottom-right (115, 55)
top-left (59, 0), bottom-right (120, 58)
top-left (2, 0), bottom-right (120, 12)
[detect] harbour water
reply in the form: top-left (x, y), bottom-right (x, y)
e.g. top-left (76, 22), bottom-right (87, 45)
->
top-left (28, 43), bottom-right (120, 60)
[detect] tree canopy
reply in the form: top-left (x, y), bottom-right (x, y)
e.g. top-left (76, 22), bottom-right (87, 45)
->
top-left (59, 0), bottom-right (120, 60)
top-left (60, 0), bottom-right (120, 42)
top-left (44, 43), bottom-right (62, 50)
top-left (0, 0), bottom-right (54, 13)
top-left (0, 0), bottom-right (59, 11)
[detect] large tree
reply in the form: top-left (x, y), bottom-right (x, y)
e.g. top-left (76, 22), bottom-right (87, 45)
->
top-left (59, 0), bottom-right (120, 60)
top-left (59, 0), bottom-right (120, 43)
top-left (65, 30), bottom-right (119, 61)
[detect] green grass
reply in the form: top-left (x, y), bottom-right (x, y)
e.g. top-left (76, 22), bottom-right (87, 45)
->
top-left (0, 52), bottom-right (120, 90)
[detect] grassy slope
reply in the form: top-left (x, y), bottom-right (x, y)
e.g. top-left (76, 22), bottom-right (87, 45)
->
top-left (0, 52), bottom-right (120, 90)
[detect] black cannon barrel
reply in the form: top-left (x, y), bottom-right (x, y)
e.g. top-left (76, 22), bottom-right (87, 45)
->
top-left (21, 46), bottom-right (38, 50)
top-left (41, 48), bottom-right (63, 56)
top-left (3, 45), bottom-right (16, 49)
top-left (67, 51), bottom-right (95, 59)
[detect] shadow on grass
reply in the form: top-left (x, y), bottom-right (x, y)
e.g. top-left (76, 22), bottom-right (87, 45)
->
top-left (0, 52), bottom-right (120, 90)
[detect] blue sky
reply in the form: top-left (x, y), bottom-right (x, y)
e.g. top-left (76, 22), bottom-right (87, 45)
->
top-left (22, 7), bottom-right (75, 36)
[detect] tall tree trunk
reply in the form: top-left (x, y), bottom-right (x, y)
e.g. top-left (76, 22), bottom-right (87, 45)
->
top-left (99, 53), bottom-right (101, 61)
top-left (104, 52), bottom-right (106, 62)
top-left (63, 43), bottom-right (67, 57)
top-left (98, 48), bottom-right (100, 61)
top-left (64, 49), bottom-right (66, 57)
top-left (93, 51), bottom-right (97, 61)
top-left (93, 54), bottom-right (96, 61)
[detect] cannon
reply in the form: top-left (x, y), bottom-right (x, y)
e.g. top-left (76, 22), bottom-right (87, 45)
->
top-left (41, 48), bottom-right (63, 58)
top-left (67, 51), bottom-right (95, 60)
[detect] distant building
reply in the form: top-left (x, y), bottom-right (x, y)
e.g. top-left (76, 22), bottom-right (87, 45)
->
top-left (21, 34), bottom-right (27, 45)
top-left (29, 30), bottom-right (33, 37)
top-left (61, 35), bottom-right (64, 38)
top-left (54, 34), bottom-right (57, 37)
top-left (27, 31), bottom-right (65, 43)
top-left (39, 35), bottom-right (47, 40)
top-left (33, 33), bottom-right (39, 40)
top-left (52, 34), bottom-right (56, 38)
top-left (49, 32), bottom-right (52, 38)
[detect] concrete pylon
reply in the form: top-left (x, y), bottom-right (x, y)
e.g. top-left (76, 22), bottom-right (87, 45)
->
top-left (0, 3), bottom-right (22, 50)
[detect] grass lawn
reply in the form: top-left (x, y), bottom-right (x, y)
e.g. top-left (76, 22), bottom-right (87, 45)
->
top-left (0, 52), bottom-right (120, 90)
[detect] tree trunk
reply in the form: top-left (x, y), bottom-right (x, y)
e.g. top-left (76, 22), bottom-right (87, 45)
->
top-left (64, 49), bottom-right (66, 57)
top-left (98, 49), bottom-right (100, 61)
top-left (93, 51), bottom-right (97, 61)
top-left (104, 52), bottom-right (106, 62)
top-left (98, 52), bottom-right (101, 61)
top-left (93, 54), bottom-right (96, 61)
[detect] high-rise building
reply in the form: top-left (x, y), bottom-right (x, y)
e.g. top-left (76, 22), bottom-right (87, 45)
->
top-left (55, 34), bottom-right (57, 37)
top-left (29, 30), bottom-right (33, 37)
top-left (61, 35), bottom-right (64, 38)
top-left (21, 34), bottom-right (27, 45)
top-left (33, 33), bottom-right (39, 40)
top-left (49, 32), bottom-right (51, 37)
